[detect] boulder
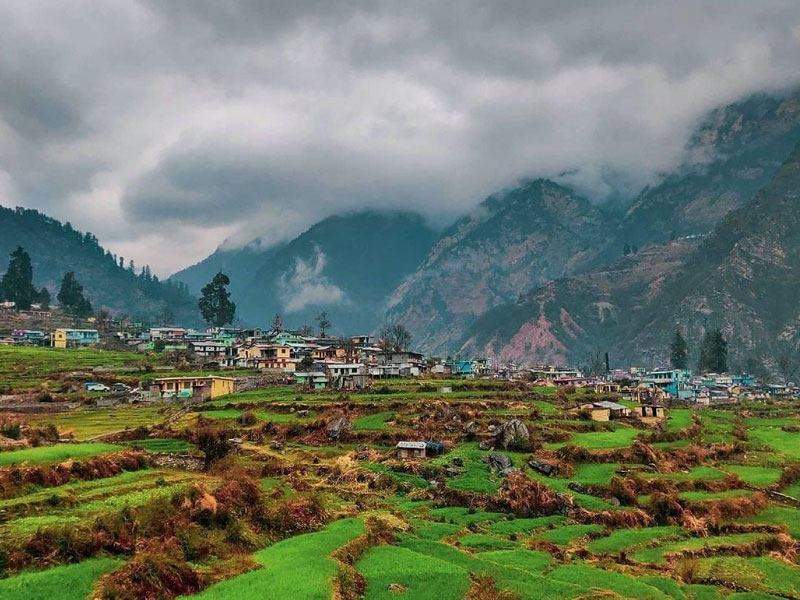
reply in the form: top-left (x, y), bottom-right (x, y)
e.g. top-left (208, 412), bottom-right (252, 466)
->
top-left (478, 441), bottom-right (492, 451)
top-left (326, 417), bottom-right (352, 440)
top-left (451, 457), bottom-right (464, 467)
top-left (568, 481), bottom-right (587, 494)
top-left (529, 459), bottom-right (559, 476)
top-left (495, 419), bottom-right (530, 450)
top-left (487, 452), bottom-right (513, 473)
top-left (464, 421), bottom-right (479, 435)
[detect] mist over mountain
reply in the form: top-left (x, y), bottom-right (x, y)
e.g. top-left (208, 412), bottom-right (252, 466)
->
top-left (460, 137), bottom-right (800, 368)
top-left (172, 211), bottom-right (437, 335)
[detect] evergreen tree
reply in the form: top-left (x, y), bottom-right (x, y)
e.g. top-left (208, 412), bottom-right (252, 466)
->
top-left (57, 272), bottom-right (93, 317)
top-left (198, 272), bottom-right (236, 327)
top-left (38, 287), bottom-right (51, 310)
top-left (316, 311), bottom-right (331, 337)
top-left (0, 246), bottom-right (37, 309)
top-left (698, 328), bottom-right (728, 373)
top-left (669, 329), bottom-right (688, 369)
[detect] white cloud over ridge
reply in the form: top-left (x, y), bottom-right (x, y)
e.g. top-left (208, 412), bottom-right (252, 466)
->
top-left (0, 1), bottom-right (798, 274)
top-left (277, 246), bottom-right (347, 313)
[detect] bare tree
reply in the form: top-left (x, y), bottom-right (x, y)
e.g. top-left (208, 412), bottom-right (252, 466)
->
top-left (379, 323), bottom-right (412, 352)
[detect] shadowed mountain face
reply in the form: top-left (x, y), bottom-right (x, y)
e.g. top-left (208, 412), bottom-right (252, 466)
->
top-left (173, 211), bottom-right (437, 335)
top-left (460, 140), bottom-right (800, 368)
top-left (0, 206), bottom-right (198, 323)
top-left (602, 89), bottom-right (800, 259)
top-left (381, 179), bottom-right (614, 355)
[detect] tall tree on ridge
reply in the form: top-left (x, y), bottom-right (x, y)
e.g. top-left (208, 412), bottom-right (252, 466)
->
top-left (198, 272), bottom-right (236, 327)
top-left (58, 271), bottom-right (93, 317)
top-left (0, 247), bottom-right (37, 309)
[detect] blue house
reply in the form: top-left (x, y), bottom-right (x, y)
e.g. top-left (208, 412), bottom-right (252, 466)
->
top-left (642, 369), bottom-right (692, 399)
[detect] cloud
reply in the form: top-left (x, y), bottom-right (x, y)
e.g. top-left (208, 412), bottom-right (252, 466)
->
top-left (277, 246), bottom-right (347, 313)
top-left (0, 1), bottom-right (799, 275)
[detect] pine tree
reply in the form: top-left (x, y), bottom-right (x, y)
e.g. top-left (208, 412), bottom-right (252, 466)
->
top-left (316, 311), bottom-right (331, 337)
top-left (38, 287), bottom-right (51, 310)
top-left (669, 329), bottom-right (688, 369)
top-left (698, 328), bottom-right (728, 373)
top-left (198, 272), bottom-right (236, 327)
top-left (0, 247), bottom-right (38, 309)
top-left (58, 272), bottom-right (93, 317)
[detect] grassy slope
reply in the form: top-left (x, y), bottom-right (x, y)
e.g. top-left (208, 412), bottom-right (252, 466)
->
top-left (0, 557), bottom-right (121, 600)
top-left (183, 518), bottom-right (364, 600)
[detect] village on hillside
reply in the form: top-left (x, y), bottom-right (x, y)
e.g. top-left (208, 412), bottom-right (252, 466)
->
top-left (1, 305), bottom-right (791, 408)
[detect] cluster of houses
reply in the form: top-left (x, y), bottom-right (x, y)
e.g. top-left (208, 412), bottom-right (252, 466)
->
top-left (2, 328), bottom-right (101, 348)
top-left (2, 322), bottom-right (791, 403)
top-left (532, 365), bottom-right (771, 404)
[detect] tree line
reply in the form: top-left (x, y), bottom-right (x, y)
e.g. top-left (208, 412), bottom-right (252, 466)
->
top-left (670, 327), bottom-right (729, 373)
top-left (0, 246), bottom-right (92, 317)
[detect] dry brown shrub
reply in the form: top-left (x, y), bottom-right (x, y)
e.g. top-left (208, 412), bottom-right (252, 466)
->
top-left (465, 574), bottom-right (519, 600)
top-left (573, 507), bottom-right (653, 529)
top-left (493, 472), bottom-right (571, 517)
top-left (97, 538), bottom-right (202, 600)
top-left (680, 512), bottom-right (709, 537)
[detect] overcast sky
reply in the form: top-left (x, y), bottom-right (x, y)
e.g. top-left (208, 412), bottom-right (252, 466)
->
top-left (1, 1), bottom-right (799, 275)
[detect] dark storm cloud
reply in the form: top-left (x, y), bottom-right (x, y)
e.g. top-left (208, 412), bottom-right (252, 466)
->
top-left (0, 1), bottom-right (798, 273)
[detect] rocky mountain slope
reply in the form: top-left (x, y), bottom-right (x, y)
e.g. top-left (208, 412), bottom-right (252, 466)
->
top-left (174, 211), bottom-right (437, 334)
top-left (382, 179), bottom-right (613, 354)
top-left (0, 206), bottom-right (198, 323)
top-left (459, 239), bottom-right (700, 365)
top-left (460, 140), bottom-right (800, 368)
top-left (604, 88), bottom-right (800, 256)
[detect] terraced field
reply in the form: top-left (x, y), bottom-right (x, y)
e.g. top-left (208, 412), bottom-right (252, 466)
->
top-left (2, 356), bottom-right (800, 600)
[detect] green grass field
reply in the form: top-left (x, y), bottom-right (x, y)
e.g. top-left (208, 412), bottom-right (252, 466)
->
top-left (6, 372), bottom-right (800, 600)
top-left (184, 518), bottom-right (364, 600)
top-left (353, 411), bottom-right (396, 431)
top-left (0, 442), bottom-right (120, 465)
top-left (28, 405), bottom-right (174, 440)
top-left (0, 557), bottom-right (122, 600)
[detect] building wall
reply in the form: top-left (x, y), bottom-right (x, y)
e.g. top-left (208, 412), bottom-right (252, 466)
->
top-left (210, 378), bottom-right (235, 398)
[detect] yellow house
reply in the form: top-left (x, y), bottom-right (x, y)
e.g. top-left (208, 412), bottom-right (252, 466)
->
top-left (149, 376), bottom-right (235, 400)
top-left (50, 328), bottom-right (100, 348)
top-left (52, 329), bottom-right (67, 349)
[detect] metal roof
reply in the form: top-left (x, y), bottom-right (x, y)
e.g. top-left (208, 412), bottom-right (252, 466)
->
top-left (396, 441), bottom-right (426, 449)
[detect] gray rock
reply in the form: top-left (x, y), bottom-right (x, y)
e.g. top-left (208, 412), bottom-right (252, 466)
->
top-left (495, 419), bottom-right (530, 449)
top-left (464, 421), bottom-right (479, 435)
top-left (488, 452), bottom-right (513, 473)
top-left (478, 441), bottom-right (492, 451)
top-left (451, 457), bottom-right (464, 467)
top-left (529, 459), bottom-right (559, 476)
top-left (499, 467), bottom-right (519, 477)
top-left (567, 481), bottom-right (587, 494)
top-left (326, 417), bottom-right (352, 440)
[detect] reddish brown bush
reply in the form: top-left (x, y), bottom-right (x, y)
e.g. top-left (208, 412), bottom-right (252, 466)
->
top-left (493, 472), bottom-right (571, 517)
top-left (97, 539), bottom-right (202, 600)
